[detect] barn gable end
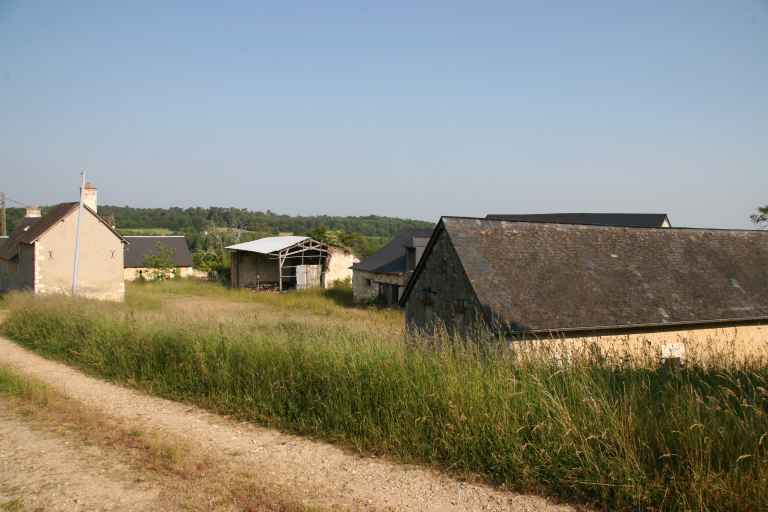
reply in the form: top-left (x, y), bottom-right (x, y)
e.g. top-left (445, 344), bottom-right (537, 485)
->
top-left (404, 223), bottom-right (485, 335)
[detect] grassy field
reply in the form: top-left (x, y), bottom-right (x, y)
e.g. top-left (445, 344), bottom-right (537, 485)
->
top-left (2, 281), bottom-right (768, 511)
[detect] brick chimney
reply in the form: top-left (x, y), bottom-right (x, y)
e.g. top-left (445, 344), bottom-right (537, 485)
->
top-left (25, 206), bottom-right (41, 218)
top-left (83, 182), bottom-right (98, 212)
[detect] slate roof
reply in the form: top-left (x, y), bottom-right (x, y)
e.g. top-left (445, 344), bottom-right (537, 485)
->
top-left (485, 213), bottom-right (670, 228)
top-left (0, 203), bottom-right (125, 261)
top-left (226, 236), bottom-right (310, 255)
top-left (124, 236), bottom-right (194, 268)
top-left (353, 228), bottom-right (434, 274)
top-left (403, 217), bottom-right (768, 333)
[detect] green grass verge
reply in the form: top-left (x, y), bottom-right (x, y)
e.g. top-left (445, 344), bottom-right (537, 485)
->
top-left (2, 292), bottom-right (767, 511)
top-left (0, 365), bottom-right (51, 404)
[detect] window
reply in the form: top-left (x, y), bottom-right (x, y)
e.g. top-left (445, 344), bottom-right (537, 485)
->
top-left (365, 278), bottom-right (372, 287)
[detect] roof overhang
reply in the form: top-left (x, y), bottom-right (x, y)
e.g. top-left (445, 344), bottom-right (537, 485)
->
top-left (226, 236), bottom-right (330, 255)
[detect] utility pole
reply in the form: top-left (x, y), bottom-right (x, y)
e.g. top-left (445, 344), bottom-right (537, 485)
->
top-left (72, 172), bottom-right (86, 295)
top-left (1, 192), bottom-right (6, 237)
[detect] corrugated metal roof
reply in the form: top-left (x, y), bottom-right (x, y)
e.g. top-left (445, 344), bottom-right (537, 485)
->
top-left (124, 236), bottom-right (193, 267)
top-left (226, 236), bottom-right (309, 254)
top-left (403, 217), bottom-right (768, 333)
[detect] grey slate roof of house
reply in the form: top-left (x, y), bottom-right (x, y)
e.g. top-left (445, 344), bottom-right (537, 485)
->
top-left (353, 228), bottom-right (434, 274)
top-left (485, 213), bottom-right (670, 228)
top-left (0, 203), bottom-right (125, 261)
top-left (124, 236), bottom-right (193, 268)
top-left (402, 217), bottom-right (768, 333)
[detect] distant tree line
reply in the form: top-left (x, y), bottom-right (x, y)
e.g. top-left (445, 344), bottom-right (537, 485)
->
top-left (2, 205), bottom-right (431, 264)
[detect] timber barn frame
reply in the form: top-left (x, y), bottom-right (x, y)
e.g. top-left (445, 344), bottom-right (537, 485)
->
top-left (227, 236), bottom-right (330, 291)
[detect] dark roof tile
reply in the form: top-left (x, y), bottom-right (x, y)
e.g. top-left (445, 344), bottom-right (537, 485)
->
top-left (353, 228), bottom-right (434, 274)
top-left (485, 213), bottom-right (670, 228)
top-left (124, 236), bottom-right (193, 267)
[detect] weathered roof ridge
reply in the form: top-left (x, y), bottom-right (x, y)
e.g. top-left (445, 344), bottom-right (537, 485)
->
top-left (455, 215), bottom-right (766, 233)
top-left (486, 212), bottom-right (670, 228)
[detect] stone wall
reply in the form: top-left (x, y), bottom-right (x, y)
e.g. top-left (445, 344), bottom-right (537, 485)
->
top-left (324, 247), bottom-right (358, 287)
top-left (513, 325), bottom-right (768, 366)
top-left (403, 228), bottom-right (482, 333)
top-left (124, 266), bottom-right (207, 281)
top-left (352, 269), bottom-right (408, 304)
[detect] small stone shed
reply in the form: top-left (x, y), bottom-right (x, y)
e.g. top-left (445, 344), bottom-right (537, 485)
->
top-left (352, 228), bottom-right (433, 305)
top-left (123, 236), bottom-right (199, 281)
top-left (401, 217), bottom-right (768, 349)
top-left (227, 236), bottom-right (332, 291)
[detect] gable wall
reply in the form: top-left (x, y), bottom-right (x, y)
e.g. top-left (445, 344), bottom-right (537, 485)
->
top-left (325, 247), bottom-right (358, 287)
top-left (36, 209), bottom-right (124, 301)
top-left (352, 269), bottom-right (408, 304)
top-left (404, 227), bottom-right (483, 334)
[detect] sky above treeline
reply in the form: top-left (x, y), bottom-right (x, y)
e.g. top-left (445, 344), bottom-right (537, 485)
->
top-left (1, 1), bottom-right (766, 228)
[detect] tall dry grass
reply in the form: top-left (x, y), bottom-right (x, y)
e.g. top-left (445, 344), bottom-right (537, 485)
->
top-left (2, 285), bottom-right (767, 511)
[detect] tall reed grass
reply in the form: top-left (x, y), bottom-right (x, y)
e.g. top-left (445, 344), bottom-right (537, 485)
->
top-left (2, 290), bottom-right (767, 511)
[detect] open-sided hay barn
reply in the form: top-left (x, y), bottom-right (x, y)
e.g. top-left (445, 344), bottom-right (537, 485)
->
top-left (227, 236), bottom-right (332, 291)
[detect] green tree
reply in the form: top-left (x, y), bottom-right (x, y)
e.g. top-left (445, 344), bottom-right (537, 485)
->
top-left (143, 242), bottom-right (176, 280)
top-left (752, 205), bottom-right (767, 227)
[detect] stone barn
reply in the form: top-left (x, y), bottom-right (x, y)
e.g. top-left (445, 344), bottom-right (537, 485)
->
top-left (401, 217), bottom-right (768, 359)
top-left (352, 228), bottom-right (433, 306)
top-left (227, 236), bottom-right (332, 291)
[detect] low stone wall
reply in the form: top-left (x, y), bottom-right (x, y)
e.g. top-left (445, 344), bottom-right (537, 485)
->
top-left (352, 270), bottom-right (407, 303)
top-left (520, 325), bottom-right (768, 367)
top-left (124, 267), bottom-right (208, 281)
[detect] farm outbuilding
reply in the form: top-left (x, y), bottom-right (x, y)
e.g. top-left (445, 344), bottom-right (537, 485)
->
top-left (401, 217), bottom-right (768, 358)
top-left (351, 228), bottom-right (433, 306)
top-left (227, 236), bottom-right (332, 291)
top-left (123, 236), bottom-right (201, 281)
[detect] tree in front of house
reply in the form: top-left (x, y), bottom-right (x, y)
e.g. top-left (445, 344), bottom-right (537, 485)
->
top-left (143, 243), bottom-right (177, 281)
top-left (752, 205), bottom-right (767, 227)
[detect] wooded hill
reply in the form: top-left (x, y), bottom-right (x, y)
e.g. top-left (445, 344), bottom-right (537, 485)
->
top-left (3, 205), bottom-right (433, 258)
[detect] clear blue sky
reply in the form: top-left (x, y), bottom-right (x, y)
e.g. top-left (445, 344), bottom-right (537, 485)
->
top-left (1, 1), bottom-right (766, 228)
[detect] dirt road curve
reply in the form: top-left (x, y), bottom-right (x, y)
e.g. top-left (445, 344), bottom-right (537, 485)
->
top-left (0, 336), bottom-right (575, 512)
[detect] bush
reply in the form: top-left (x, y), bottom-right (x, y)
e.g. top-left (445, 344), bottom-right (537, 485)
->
top-left (2, 292), bottom-right (767, 511)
